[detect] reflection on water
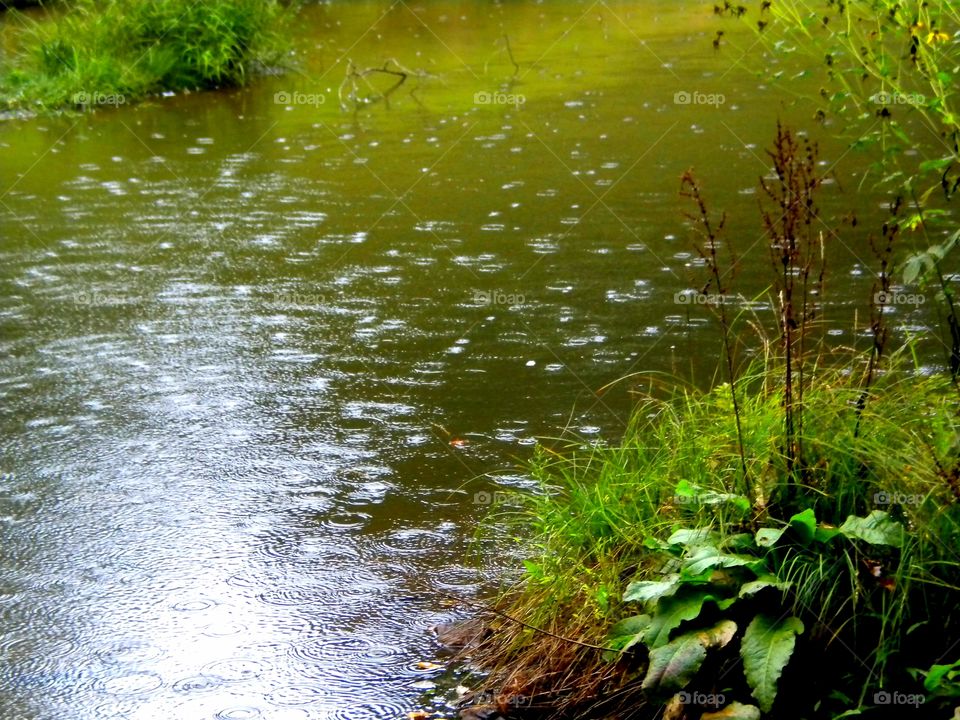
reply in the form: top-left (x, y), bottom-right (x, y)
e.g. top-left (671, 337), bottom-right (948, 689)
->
top-left (0, 1), bottom-right (944, 718)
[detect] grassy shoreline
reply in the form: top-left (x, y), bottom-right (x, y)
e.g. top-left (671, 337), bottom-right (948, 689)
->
top-left (0, 0), bottom-right (289, 113)
top-left (464, 356), bottom-right (959, 719)
top-left (460, 126), bottom-right (960, 720)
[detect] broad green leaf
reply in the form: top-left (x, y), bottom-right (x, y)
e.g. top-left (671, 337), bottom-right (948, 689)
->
top-left (903, 255), bottom-right (923, 284)
top-left (698, 618), bottom-right (738, 649)
top-left (757, 510), bottom-right (817, 548)
top-left (922, 659), bottom-right (960, 695)
top-left (624, 575), bottom-right (680, 604)
top-left (643, 536), bottom-right (673, 551)
top-left (641, 620), bottom-right (737, 695)
top-left (839, 511), bottom-right (905, 547)
top-left (919, 157), bottom-right (954, 172)
top-left (788, 508), bottom-right (817, 544)
top-left (722, 533), bottom-right (757, 551)
top-left (755, 527), bottom-right (785, 547)
top-left (701, 702), bottom-right (762, 720)
top-left (605, 614), bottom-right (651, 655)
top-left (642, 632), bottom-right (707, 695)
top-left (683, 546), bottom-right (764, 576)
top-left (814, 525), bottom-right (841, 543)
top-left (741, 614), bottom-right (805, 712)
top-left (739, 575), bottom-right (791, 599)
top-left (644, 587), bottom-right (719, 648)
top-left (668, 527), bottom-right (718, 547)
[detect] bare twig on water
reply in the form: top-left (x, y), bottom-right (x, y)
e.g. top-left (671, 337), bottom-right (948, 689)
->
top-left (339, 58), bottom-right (429, 111)
top-left (484, 33), bottom-right (520, 76)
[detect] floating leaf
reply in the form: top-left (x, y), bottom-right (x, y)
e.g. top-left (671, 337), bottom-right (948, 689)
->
top-left (700, 702), bottom-right (762, 719)
top-left (741, 614), bottom-right (804, 712)
top-left (415, 661), bottom-right (443, 671)
top-left (839, 511), bottom-right (905, 547)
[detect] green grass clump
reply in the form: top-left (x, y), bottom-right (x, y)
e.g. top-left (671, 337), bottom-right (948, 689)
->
top-left (0, 0), bottom-right (288, 112)
top-left (472, 356), bottom-right (960, 719)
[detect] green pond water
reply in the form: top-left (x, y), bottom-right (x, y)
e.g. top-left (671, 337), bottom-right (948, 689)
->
top-left (0, 2), bottom-right (948, 719)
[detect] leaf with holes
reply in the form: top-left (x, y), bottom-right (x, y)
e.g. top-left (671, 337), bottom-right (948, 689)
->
top-left (741, 614), bottom-right (804, 712)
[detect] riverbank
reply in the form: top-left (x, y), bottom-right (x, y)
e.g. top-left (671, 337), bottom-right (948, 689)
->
top-left (461, 356), bottom-right (959, 719)
top-left (0, 0), bottom-right (288, 113)
top-left (459, 128), bottom-right (960, 720)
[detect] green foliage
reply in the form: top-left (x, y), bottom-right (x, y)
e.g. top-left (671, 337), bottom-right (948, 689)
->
top-left (488, 356), bottom-right (960, 717)
top-left (0, 0), bottom-right (289, 112)
top-left (608, 506), bottom-right (916, 713)
top-left (642, 620), bottom-right (737, 695)
top-left (751, 0), bottom-right (960, 372)
top-left (917, 658), bottom-right (960, 697)
top-left (740, 614), bottom-right (804, 712)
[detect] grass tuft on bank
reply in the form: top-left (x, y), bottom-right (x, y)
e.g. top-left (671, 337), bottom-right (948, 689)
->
top-left (0, 0), bottom-right (288, 113)
top-left (472, 357), bottom-right (960, 719)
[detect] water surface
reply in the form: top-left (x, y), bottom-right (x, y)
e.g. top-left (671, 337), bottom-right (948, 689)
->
top-left (0, 2), bottom-right (946, 718)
